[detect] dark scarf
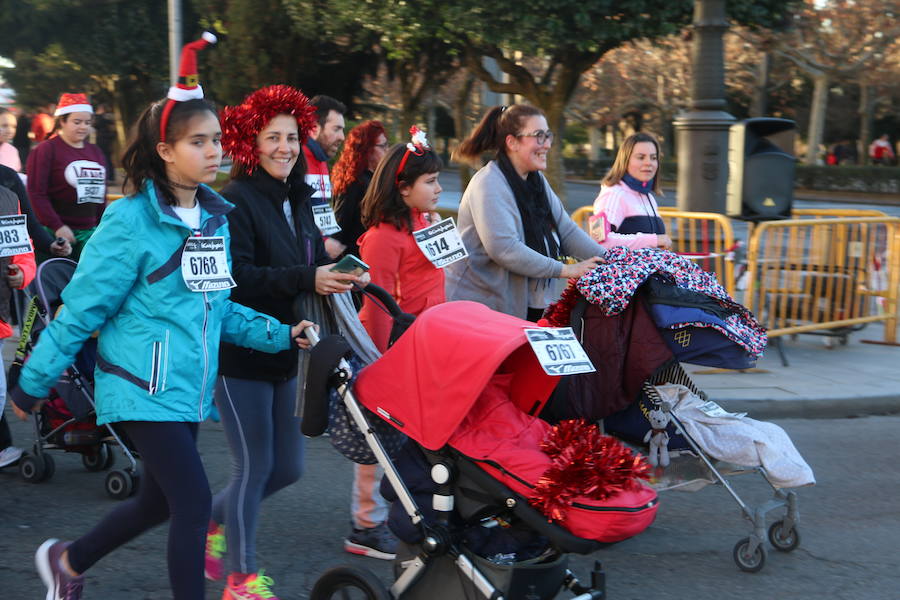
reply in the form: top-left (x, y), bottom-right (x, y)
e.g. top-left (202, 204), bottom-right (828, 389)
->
top-left (496, 152), bottom-right (560, 259)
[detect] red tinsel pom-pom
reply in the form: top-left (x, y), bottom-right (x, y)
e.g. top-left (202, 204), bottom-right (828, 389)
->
top-left (220, 85), bottom-right (318, 171)
top-left (528, 419), bottom-right (650, 524)
top-left (542, 282), bottom-right (580, 327)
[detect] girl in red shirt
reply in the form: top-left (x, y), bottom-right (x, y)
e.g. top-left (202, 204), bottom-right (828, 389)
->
top-left (358, 128), bottom-right (445, 352)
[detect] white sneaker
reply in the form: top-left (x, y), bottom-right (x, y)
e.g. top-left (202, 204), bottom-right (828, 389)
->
top-left (0, 446), bottom-right (24, 468)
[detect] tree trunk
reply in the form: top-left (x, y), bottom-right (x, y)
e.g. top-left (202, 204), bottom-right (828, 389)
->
top-left (858, 83), bottom-right (874, 165)
top-left (750, 51), bottom-right (770, 117)
top-left (805, 73), bottom-right (829, 165)
top-left (453, 72), bottom-right (476, 189)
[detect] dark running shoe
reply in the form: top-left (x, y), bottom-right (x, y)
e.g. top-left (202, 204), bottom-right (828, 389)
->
top-left (343, 523), bottom-right (398, 560)
top-left (36, 539), bottom-right (85, 600)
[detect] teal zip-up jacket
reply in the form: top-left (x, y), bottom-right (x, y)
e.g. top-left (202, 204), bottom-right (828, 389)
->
top-left (14, 181), bottom-right (293, 425)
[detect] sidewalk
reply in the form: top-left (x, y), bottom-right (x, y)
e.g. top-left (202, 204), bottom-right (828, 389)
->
top-left (685, 322), bottom-right (900, 420)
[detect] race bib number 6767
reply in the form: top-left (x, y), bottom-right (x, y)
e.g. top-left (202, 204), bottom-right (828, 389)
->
top-left (524, 327), bottom-right (596, 376)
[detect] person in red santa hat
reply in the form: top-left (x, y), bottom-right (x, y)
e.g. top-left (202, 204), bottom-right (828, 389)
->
top-left (25, 91), bottom-right (107, 261)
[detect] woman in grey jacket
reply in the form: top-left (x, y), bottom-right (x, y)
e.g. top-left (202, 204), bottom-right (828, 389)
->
top-left (446, 104), bottom-right (604, 320)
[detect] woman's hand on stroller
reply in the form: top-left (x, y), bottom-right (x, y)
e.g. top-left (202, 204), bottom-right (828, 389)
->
top-left (560, 256), bottom-right (604, 280)
top-left (9, 385), bottom-right (43, 421)
top-left (290, 320), bottom-right (318, 349)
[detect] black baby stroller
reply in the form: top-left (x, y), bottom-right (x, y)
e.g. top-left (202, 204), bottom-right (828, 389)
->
top-left (299, 292), bottom-right (662, 599)
top-left (10, 258), bottom-right (140, 499)
top-left (544, 265), bottom-right (810, 573)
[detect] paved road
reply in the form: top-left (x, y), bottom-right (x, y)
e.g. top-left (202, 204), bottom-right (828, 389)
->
top-left (2, 409), bottom-right (898, 599)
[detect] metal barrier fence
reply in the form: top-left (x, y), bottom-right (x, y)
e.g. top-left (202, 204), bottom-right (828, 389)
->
top-left (743, 216), bottom-right (900, 344)
top-left (571, 205), bottom-right (736, 294)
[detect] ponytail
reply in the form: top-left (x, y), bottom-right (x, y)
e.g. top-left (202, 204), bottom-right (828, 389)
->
top-left (121, 98), bottom-right (216, 205)
top-left (453, 104), bottom-right (544, 167)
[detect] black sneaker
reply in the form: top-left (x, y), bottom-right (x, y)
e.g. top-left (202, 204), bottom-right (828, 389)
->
top-left (36, 539), bottom-right (85, 600)
top-left (343, 523), bottom-right (398, 560)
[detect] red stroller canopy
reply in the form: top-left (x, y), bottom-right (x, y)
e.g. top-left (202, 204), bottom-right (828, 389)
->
top-left (355, 301), bottom-right (559, 451)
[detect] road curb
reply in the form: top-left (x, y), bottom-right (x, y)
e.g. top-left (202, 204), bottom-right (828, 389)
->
top-left (714, 394), bottom-right (900, 420)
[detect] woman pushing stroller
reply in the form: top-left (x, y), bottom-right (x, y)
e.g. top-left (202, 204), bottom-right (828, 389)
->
top-left (10, 35), bottom-right (314, 600)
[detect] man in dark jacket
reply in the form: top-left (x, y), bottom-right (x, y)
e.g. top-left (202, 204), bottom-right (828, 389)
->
top-left (303, 95), bottom-right (347, 258)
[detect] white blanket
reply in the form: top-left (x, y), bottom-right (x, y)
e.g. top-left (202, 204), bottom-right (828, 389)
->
top-left (654, 384), bottom-right (816, 489)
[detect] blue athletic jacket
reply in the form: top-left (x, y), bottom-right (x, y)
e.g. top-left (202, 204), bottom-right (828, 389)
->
top-left (14, 181), bottom-right (292, 424)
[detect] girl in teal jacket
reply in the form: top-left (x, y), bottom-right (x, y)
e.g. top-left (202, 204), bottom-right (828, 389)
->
top-left (12, 97), bottom-right (313, 600)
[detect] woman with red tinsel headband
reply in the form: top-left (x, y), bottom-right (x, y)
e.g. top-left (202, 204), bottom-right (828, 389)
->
top-left (206, 84), bottom-right (353, 600)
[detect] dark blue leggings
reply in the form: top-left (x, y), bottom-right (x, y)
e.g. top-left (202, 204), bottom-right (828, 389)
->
top-left (68, 421), bottom-right (210, 600)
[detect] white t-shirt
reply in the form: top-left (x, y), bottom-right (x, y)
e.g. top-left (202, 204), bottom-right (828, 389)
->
top-left (173, 203), bottom-right (201, 230)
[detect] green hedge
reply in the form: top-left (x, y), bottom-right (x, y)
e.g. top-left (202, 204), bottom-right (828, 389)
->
top-left (564, 158), bottom-right (900, 194)
top-left (793, 165), bottom-right (900, 194)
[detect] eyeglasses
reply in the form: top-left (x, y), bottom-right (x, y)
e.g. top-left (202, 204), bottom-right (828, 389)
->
top-left (517, 129), bottom-right (554, 145)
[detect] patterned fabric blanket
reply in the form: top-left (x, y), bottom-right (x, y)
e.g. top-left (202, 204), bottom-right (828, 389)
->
top-left (576, 247), bottom-right (767, 358)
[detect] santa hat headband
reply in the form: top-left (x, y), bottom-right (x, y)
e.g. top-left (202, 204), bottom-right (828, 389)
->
top-left (220, 85), bottom-right (318, 171)
top-left (160, 31), bottom-right (217, 142)
top-left (55, 93), bottom-right (93, 117)
top-left (395, 125), bottom-right (430, 186)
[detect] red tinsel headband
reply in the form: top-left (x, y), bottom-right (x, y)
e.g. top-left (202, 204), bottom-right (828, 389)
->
top-left (220, 85), bottom-right (318, 171)
top-left (395, 125), bottom-right (430, 186)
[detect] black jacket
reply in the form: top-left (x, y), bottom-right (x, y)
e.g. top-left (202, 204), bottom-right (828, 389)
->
top-left (332, 170), bottom-right (372, 258)
top-left (0, 164), bottom-right (55, 253)
top-left (218, 169), bottom-right (330, 381)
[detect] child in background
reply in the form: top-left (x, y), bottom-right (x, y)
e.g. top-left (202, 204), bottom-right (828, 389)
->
top-left (591, 132), bottom-right (672, 251)
top-left (0, 183), bottom-right (36, 470)
top-left (358, 127), bottom-right (445, 353)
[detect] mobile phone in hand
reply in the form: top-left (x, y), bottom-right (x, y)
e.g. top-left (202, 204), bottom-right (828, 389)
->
top-left (330, 254), bottom-right (370, 277)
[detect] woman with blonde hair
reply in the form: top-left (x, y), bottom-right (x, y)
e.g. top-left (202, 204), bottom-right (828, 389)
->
top-left (591, 132), bottom-right (672, 251)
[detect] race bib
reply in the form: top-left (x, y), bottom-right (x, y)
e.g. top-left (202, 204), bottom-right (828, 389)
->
top-left (0, 215), bottom-right (31, 257)
top-left (312, 203), bottom-right (341, 236)
top-left (304, 173), bottom-right (332, 200)
top-left (412, 217), bottom-right (467, 268)
top-left (181, 236), bottom-right (236, 292)
top-left (524, 327), bottom-right (596, 376)
top-left (64, 160), bottom-right (106, 204)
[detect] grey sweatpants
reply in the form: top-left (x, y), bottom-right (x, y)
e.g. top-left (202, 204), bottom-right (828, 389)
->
top-left (211, 375), bottom-right (304, 575)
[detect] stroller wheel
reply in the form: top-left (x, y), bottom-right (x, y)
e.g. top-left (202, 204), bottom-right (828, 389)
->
top-left (82, 444), bottom-right (114, 472)
top-left (105, 469), bottom-right (135, 500)
top-left (309, 565), bottom-right (391, 600)
top-left (19, 452), bottom-right (53, 483)
top-left (733, 537), bottom-right (766, 573)
top-left (767, 520), bottom-right (800, 552)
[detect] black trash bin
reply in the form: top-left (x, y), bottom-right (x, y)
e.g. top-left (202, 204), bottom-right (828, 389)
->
top-left (726, 118), bottom-right (797, 221)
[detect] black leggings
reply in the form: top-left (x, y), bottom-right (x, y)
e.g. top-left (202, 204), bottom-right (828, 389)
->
top-left (68, 421), bottom-right (210, 600)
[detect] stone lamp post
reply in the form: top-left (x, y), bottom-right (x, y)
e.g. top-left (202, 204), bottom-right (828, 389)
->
top-left (674, 0), bottom-right (735, 213)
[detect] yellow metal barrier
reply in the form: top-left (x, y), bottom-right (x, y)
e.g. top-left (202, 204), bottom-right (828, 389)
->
top-left (743, 216), bottom-right (900, 344)
top-left (571, 205), bottom-right (736, 294)
top-left (106, 193), bottom-right (124, 203)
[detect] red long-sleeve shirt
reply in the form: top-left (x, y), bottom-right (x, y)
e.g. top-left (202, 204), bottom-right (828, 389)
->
top-left (25, 136), bottom-right (106, 231)
top-left (359, 210), bottom-right (445, 353)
